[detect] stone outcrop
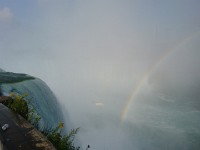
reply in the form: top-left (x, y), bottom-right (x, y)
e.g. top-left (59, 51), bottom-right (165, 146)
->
top-left (0, 99), bottom-right (56, 150)
top-left (0, 96), bottom-right (12, 103)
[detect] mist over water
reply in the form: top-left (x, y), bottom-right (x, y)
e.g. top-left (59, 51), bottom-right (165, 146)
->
top-left (1, 1), bottom-right (200, 149)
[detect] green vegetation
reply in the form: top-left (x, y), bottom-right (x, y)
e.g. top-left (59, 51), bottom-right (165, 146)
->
top-left (27, 104), bottom-right (42, 128)
top-left (3, 92), bottom-right (29, 119)
top-left (3, 93), bottom-right (80, 150)
top-left (42, 123), bottom-right (80, 150)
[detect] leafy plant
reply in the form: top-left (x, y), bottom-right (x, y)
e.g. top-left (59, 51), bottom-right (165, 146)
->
top-left (3, 92), bottom-right (29, 119)
top-left (42, 122), bottom-right (80, 150)
top-left (3, 92), bottom-right (41, 127)
top-left (28, 107), bottom-right (41, 128)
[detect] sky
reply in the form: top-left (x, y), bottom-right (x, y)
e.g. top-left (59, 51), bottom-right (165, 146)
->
top-left (0, 0), bottom-right (200, 150)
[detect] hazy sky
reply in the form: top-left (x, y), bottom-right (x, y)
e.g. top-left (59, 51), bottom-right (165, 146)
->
top-left (0, 1), bottom-right (200, 149)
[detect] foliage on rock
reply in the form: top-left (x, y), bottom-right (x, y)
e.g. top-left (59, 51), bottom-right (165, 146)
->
top-left (42, 122), bottom-right (80, 150)
top-left (3, 92), bottom-right (29, 119)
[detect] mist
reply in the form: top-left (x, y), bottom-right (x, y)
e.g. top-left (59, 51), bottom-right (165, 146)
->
top-left (1, 0), bottom-right (200, 149)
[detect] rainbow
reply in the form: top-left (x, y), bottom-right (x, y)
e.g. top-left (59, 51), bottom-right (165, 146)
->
top-left (120, 31), bottom-right (200, 122)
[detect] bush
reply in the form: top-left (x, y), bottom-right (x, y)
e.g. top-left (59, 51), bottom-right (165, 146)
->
top-left (42, 122), bottom-right (80, 150)
top-left (3, 92), bottom-right (29, 119)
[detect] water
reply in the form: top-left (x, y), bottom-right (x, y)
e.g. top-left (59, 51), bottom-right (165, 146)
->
top-left (0, 71), bottom-right (68, 131)
top-left (74, 86), bottom-right (200, 150)
top-left (122, 92), bottom-right (200, 150)
top-left (1, 69), bottom-right (200, 150)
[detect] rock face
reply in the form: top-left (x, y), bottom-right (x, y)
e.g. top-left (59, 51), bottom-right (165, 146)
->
top-left (0, 103), bottom-right (56, 150)
top-left (0, 96), bottom-right (12, 103)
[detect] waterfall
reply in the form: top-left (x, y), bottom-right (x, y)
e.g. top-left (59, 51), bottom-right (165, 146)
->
top-left (0, 69), bottom-right (68, 131)
top-left (0, 69), bottom-right (82, 148)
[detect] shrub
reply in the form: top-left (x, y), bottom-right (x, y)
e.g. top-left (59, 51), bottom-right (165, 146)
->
top-left (3, 92), bottom-right (29, 119)
top-left (42, 122), bottom-right (80, 150)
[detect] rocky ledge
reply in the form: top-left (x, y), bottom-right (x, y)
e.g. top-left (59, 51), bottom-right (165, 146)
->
top-left (0, 96), bottom-right (56, 150)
